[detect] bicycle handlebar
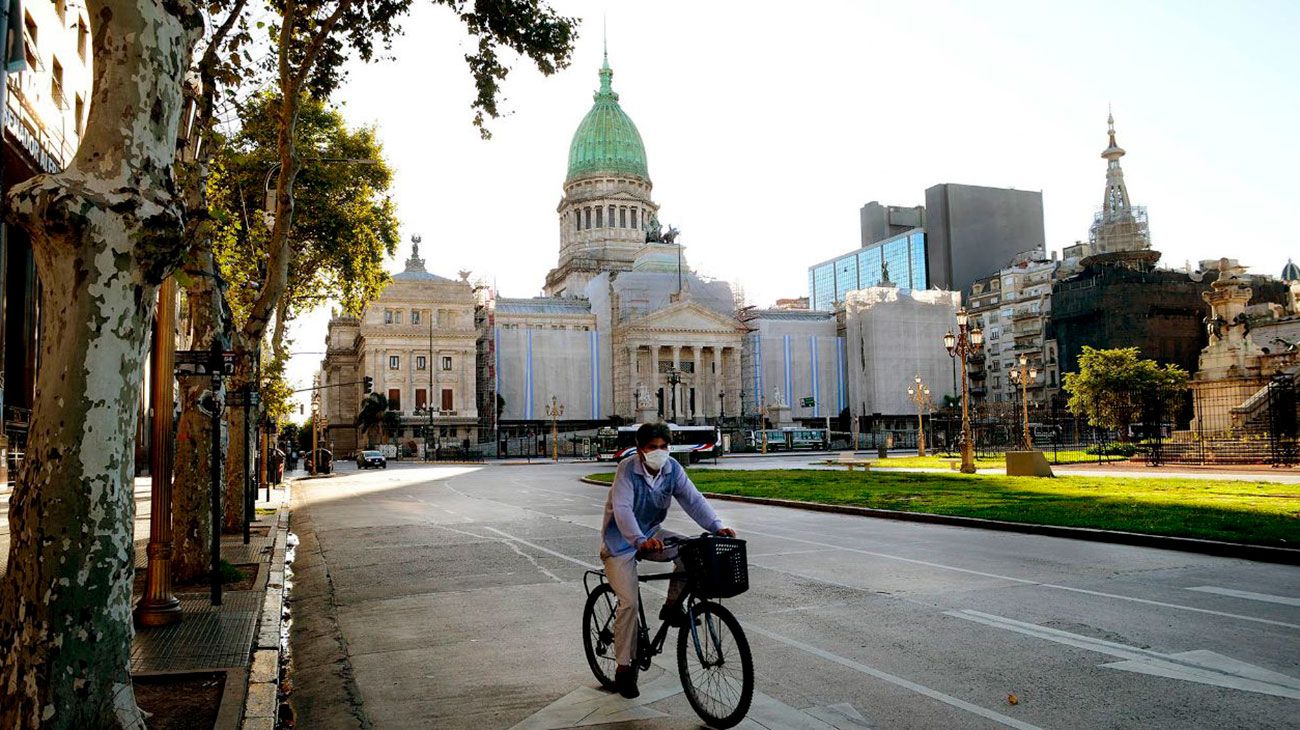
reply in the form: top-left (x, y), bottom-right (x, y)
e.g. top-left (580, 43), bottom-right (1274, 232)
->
top-left (660, 532), bottom-right (725, 548)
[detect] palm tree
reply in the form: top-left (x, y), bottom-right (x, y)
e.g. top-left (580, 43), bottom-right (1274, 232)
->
top-left (356, 393), bottom-right (388, 447)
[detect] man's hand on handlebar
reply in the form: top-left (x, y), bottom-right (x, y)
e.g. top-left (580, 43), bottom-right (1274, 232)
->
top-left (715, 527), bottom-right (736, 538)
top-left (638, 536), bottom-right (664, 555)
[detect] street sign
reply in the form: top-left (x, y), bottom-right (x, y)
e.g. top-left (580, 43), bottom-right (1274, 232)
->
top-left (801, 397), bottom-right (815, 408)
top-left (226, 390), bottom-right (261, 407)
top-left (174, 350), bottom-right (238, 376)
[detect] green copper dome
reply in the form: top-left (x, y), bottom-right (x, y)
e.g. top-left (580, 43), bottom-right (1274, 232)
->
top-left (566, 55), bottom-right (649, 183)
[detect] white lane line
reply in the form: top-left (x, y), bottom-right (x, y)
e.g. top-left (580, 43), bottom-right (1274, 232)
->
top-left (947, 609), bottom-right (1300, 700)
top-left (739, 526), bottom-right (1300, 631)
top-left (474, 524), bottom-right (1043, 730)
top-left (1186, 586), bottom-right (1300, 607)
top-left (748, 548), bottom-right (836, 559)
top-left (743, 624), bottom-right (1044, 730)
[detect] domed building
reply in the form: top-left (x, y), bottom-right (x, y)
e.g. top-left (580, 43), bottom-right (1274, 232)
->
top-left (545, 51), bottom-right (660, 297)
top-left (482, 52), bottom-right (751, 437)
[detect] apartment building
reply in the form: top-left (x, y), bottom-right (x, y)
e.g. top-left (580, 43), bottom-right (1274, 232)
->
top-left (2, 0), bottom-right (94, 485)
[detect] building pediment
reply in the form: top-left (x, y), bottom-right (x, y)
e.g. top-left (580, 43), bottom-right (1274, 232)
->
top-left (618, 299), bottom-right (743, 336)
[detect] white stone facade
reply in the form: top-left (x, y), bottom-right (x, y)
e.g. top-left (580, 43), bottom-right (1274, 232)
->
top-left (320, 249), bottom-right (479, 456)
top-left (544, 174), bottom-right (659, 297)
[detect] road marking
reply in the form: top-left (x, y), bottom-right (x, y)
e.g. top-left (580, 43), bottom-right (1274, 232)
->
top-left (748, 548), bottom-right (835, 559)
top-left (947, 609), bottom-right (1300, 700)
top-left (739, 526), bottom-right (1300, 630)
top-left (1187, 585), bottom-right (1300, 607)
top-left (475, 524), bottom-right (1041, 730)
top-left (508, 664), bottom-right (875, 730)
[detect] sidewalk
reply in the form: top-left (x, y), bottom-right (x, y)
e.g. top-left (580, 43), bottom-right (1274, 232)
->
top-left (0, 477), bottom-right (292, 729)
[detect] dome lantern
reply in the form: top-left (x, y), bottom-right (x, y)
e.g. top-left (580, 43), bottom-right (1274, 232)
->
top-left (565, 54), bottom-right (649, 183)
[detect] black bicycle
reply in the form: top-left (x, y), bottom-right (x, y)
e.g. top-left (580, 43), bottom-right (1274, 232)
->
top-left (582, 534), bottom-right (754, 728)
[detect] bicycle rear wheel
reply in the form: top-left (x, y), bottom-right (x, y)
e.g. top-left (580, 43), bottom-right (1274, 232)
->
top-left (676, 601), bottom-right (753, 728)
top-left (582, 582), bottom-right (619, 689)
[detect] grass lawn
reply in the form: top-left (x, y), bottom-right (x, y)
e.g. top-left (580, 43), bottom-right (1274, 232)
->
top-left (871, 451), bottom-right (1127, 469)
top-left (583, 469), bottom-right (1300, 547)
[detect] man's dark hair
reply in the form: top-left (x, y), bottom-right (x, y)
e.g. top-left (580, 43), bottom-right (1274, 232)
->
top-left (636, 422), bottom-right (672, 448)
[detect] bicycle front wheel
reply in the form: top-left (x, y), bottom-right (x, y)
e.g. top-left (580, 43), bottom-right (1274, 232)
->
top-left (582, 582), bottom-right (620, 689)
top-left (677, 601), bottom-right (753, 728)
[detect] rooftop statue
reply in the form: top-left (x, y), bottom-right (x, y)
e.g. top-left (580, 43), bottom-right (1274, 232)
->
top-left (662, 225), bottom-right (680, 245)
top-left (644, 215), bottom-right (663, 243)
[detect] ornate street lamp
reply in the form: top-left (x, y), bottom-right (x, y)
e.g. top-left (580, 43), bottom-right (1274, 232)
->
top-left (906, 374), bottom-right (931, 457)
top-left (546, 395), bottom-right (564, 462)
top-left (1008, 353), bottom-right (1039, 450)
top-left (944, 307), bottom-right (984, 474)
top-left (666, 367), bottom-right (683, 423)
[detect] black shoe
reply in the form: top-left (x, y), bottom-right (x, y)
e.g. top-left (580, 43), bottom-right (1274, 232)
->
top-left (615, 666), bottom-right (639, 699)
top-left (659, 603), bottom-right (686, 627)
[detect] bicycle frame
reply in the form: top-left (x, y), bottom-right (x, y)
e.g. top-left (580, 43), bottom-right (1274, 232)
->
top-left (584, 568), bottom-right (724, 667)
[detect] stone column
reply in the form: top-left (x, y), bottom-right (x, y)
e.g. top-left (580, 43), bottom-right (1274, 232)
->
top-left (717, 345), bottom-right (728, 415)
top-left (671, 345), bottom-right (682, 422)
top-left (691, 346), bottom-right (701, 421)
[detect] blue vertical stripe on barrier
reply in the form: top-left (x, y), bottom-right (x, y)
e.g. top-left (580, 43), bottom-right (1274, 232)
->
top-left (590, 330), bottom-right (599, 419)
top-left (783, 335), bottom-right (793, 411)
top-left (836, 336), bottom-right (847, 413)
top-left (810, 335), bottom-right (820, 417)
top-left (524, 329), bottom-right (533, 420)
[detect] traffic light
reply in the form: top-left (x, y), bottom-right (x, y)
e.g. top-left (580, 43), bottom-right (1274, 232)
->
top-left (363, 376), bottom-right (373, 394)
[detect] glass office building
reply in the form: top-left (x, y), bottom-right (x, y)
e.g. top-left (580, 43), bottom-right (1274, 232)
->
top-left (808, 230), bottom-right (928, 311)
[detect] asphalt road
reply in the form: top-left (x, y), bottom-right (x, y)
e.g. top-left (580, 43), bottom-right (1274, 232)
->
top-left (287, 461), bottom-right (1300, 729)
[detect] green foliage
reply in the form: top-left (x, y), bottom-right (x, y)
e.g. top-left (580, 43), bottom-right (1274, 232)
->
top-left (1062, 347), bottom-right (1189, 438)
top-left (1084, 442), bottom-right (1139, 457)
top-left (211, 93), bottom-right (399, 324)
top-left (218, 560), bottom-right (246, 585)
top-left (381, 410), bottom-right (403, 438)
top-left (258, 351), bottom-right (296, 426)
top-left (584, 469), bottom-right (1300, 547)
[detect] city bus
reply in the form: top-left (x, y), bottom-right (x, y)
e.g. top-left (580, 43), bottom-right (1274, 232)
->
top-left (750, 427), bottom-right (829, 451)
top-left (597, 423), bottom-right (722, 463)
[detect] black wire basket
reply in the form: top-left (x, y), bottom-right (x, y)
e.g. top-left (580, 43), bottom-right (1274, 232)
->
top-left (683, 536), bottom-right (748, 599)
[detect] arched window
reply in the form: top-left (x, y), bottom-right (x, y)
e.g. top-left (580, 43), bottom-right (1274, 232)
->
top-left (619, 207), bottom-right (627, 228)
top-left (595, 207), bottom-right (603, 228)
top-left (584, 207), bottom-right (591, 229)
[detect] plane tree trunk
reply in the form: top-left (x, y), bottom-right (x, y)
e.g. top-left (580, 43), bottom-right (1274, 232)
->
top-left (0, 0), bottom-right (202, 725)
top-left (172, 251), bottom-right (228, 580)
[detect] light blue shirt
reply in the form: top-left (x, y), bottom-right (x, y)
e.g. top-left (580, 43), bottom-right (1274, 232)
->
top-left (601, 454), bottom-right (723, 556)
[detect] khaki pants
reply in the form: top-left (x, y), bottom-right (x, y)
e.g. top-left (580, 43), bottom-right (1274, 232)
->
top-left (600, 530), bottom-right (687, 667)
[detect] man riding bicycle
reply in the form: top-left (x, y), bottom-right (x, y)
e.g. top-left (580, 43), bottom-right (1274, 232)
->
top-left (599, 422), bottom-right (736, 699)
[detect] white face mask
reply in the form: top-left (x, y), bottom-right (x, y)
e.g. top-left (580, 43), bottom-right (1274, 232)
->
top-left (643, 449), bottom-right (671, 471)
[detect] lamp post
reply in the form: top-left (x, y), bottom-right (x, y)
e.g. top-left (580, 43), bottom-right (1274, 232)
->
top-left (666, 367), bottom-right (682, 423)
top-left (718, 390), bottom-right (725, 422)
top-left (943, 307), bottom-right (984, 474)
top-left (546, 395), bottom-right (564, 461)
top-left (907, 374), bottom-right (931, 458)
top-left (1008, 353), bottom-right (1039, 450)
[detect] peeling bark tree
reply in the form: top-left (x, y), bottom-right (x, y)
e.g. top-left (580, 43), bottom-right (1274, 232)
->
top-left (0, 0), bottom-right (203, 726)
top-left (172, 251), bottom-right (229, 579)
top-left (171, 0), bottom-right (249, 573)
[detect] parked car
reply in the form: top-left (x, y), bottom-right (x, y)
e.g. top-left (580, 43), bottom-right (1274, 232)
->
top-left (356, 450), bottom-right (387, 469)
top-left (305, 448), bottom-right (333, 474)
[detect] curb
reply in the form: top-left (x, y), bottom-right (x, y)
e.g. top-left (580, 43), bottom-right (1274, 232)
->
top-left (240, 486), bottom-right (292, 730)
top-left (577, 477), bottom-right (1300, 565)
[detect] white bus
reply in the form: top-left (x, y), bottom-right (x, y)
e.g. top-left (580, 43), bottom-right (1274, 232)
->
top-left (597, 423), bottom-right (722, 463)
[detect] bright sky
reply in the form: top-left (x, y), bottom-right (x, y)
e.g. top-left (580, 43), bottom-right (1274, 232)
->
top-left (286, 0), bottom-right (1300, 414)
